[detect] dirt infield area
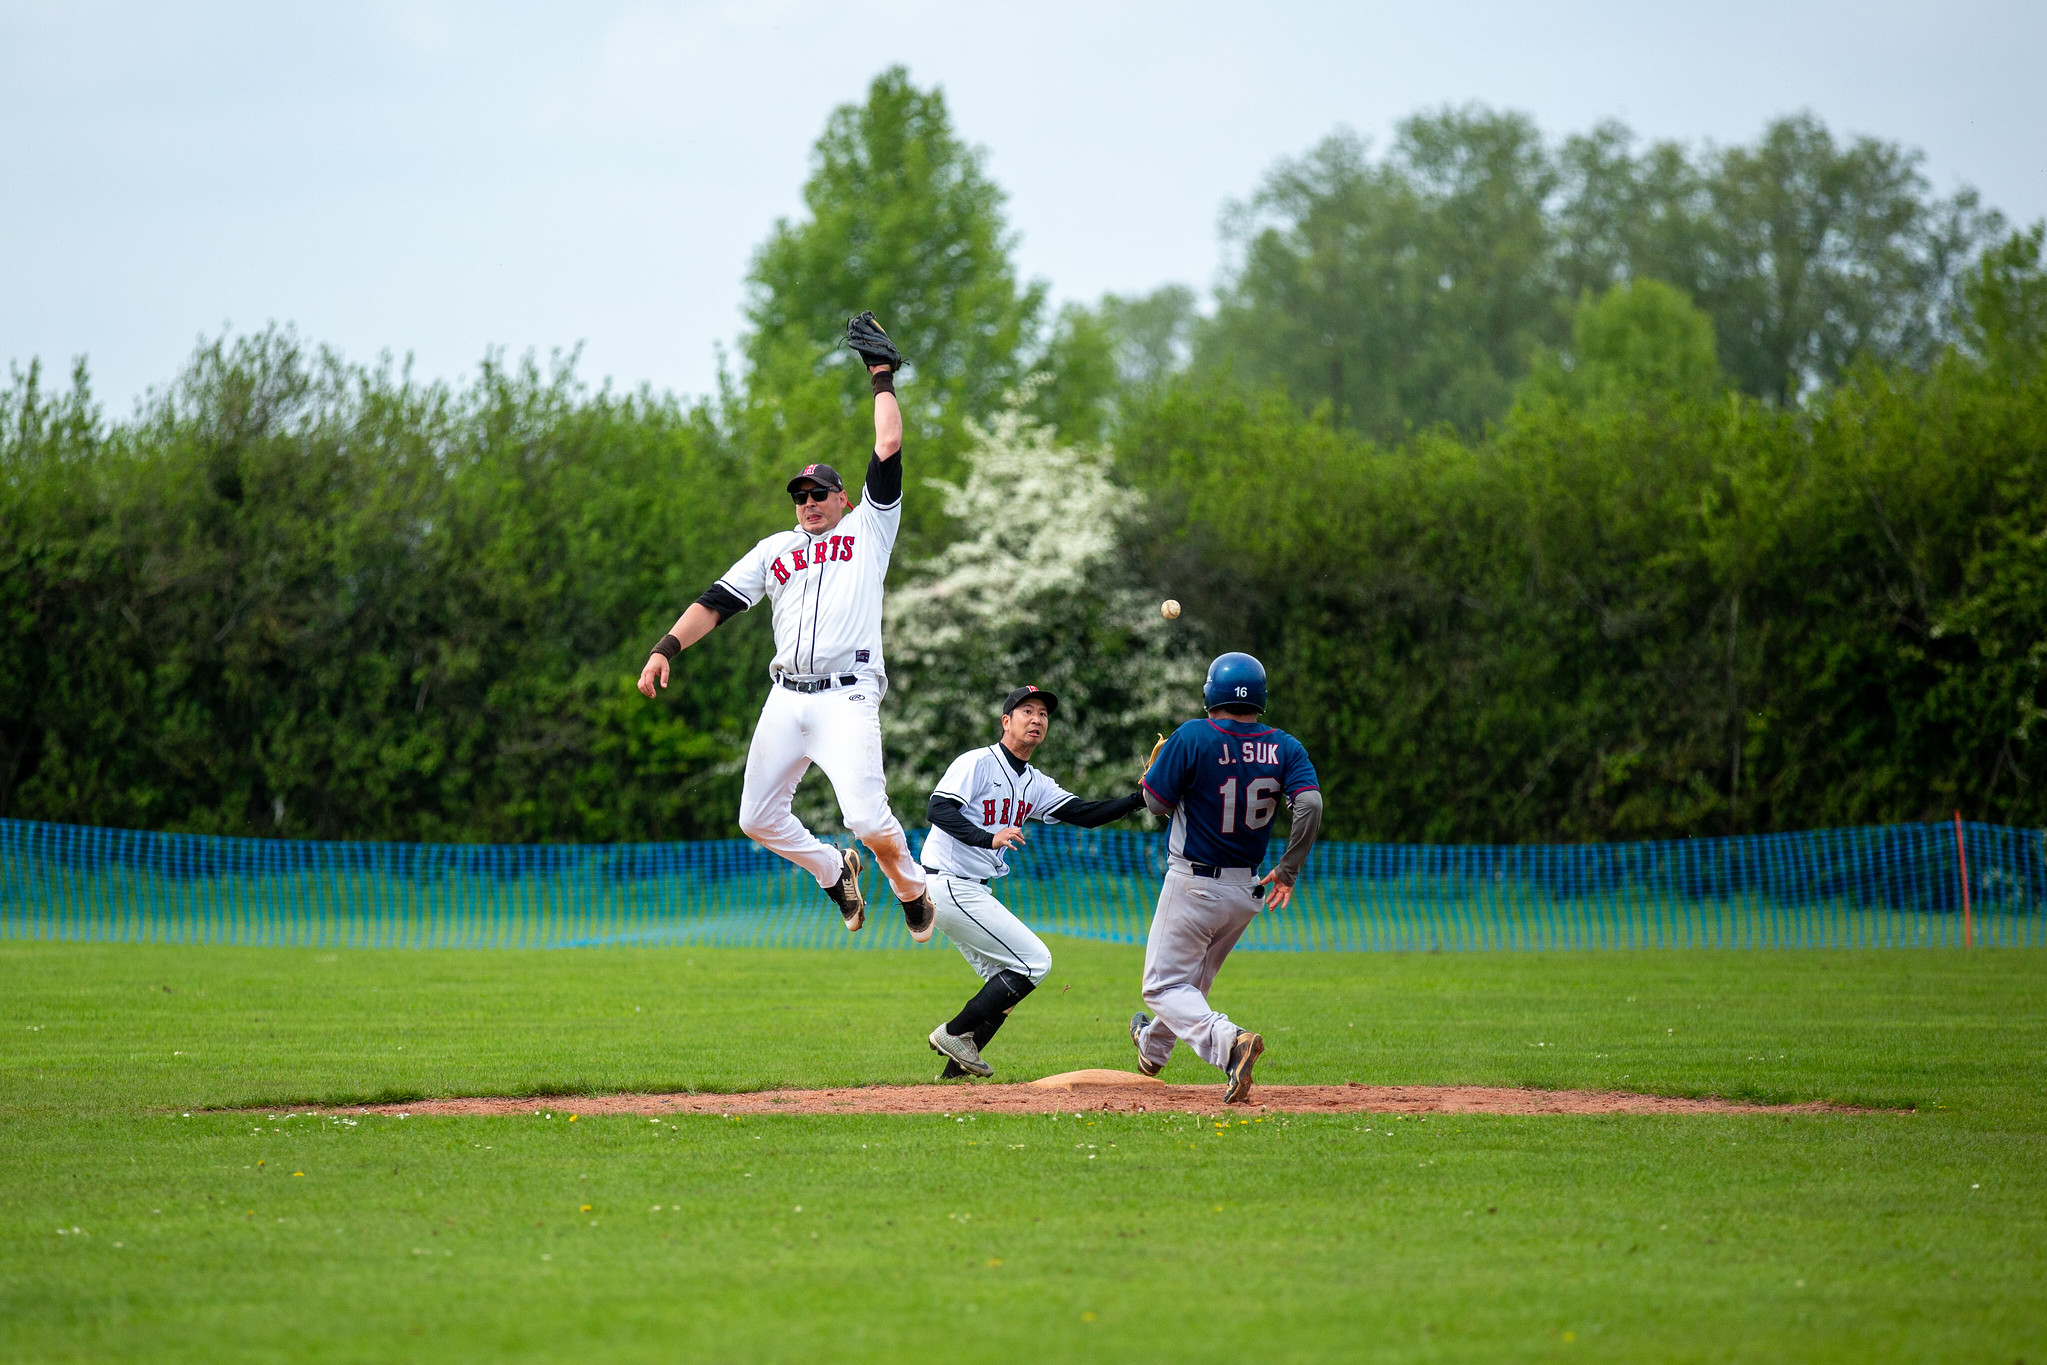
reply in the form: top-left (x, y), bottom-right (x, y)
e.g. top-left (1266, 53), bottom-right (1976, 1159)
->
top-left (318, 1070), bottom-right (1884, 1118)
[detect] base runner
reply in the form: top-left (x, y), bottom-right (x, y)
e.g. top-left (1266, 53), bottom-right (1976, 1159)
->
top-left (1130, 652), bottom-right (1324, 1103)
top-left (921, 686), bottom-right (1146, 1079)
top-left (637, 311), bottom-right (935, 940)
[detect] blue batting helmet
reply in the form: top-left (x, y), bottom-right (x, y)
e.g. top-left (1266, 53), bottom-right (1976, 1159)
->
top-left (1203, 652), bottom-right (1268, 712)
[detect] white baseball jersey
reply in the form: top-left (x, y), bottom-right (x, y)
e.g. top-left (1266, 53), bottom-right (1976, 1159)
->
top-left (922, 745), bottom-right (1080, 881)
top-left (713, 480), bottom-right (901, 681)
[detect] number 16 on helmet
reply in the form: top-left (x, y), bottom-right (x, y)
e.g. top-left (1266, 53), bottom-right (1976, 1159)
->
top-left (1202, 652), bottom-right (1268, 712)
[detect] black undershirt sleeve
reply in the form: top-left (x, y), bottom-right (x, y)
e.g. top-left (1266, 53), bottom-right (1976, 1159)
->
top-left (1047, 791), bottom-right (1146, 829)
top-left (864, 448), bottom-right (903, 507)
top-left (694, 582), bottom-right (750, 623)
top-left (927, 793), bottom-right (994, 847)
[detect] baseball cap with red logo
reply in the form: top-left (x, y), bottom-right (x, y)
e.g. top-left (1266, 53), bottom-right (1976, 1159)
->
top-left (786, 463), bottom-right (846, 495)
top-left (1002, 685), bottom-right (1059, 717)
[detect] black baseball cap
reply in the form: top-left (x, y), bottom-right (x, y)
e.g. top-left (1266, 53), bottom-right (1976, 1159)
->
top-left (786, 462), bottom-right (845, 494)
top-left (1002, 685), bottom-right (1059, 717)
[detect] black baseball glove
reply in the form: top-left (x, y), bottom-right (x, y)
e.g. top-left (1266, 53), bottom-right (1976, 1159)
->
top-left (846, 311), bottom-right (904, 370)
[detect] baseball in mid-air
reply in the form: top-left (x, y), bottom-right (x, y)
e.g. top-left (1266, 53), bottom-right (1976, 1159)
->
top-left (1161, 599), bottom-right (1181, 620)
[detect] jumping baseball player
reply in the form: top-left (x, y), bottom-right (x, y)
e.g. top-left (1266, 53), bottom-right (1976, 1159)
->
top-left (922, 686), bottom-right (1147, 1080)
top-left (1129, 652), bottom-right (1323, 1103)
top-left (637, 312), bottom-right (935, 940)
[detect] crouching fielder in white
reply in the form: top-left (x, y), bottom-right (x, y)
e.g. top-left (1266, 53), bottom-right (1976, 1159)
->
top-left (921, 686), bottom-right (1147, 1080)
top-left (1131, 652), bottom-right (1324, 1104)
top-left (637, 311), bottom-right (936, 940)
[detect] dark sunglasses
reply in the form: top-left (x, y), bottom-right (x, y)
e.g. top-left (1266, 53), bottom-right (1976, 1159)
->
top-left (790, 486), bottom-right (834, 505)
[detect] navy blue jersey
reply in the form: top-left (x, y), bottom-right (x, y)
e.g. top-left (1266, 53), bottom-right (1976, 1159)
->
top-left (1141, 717), bottom-right (1319, 869)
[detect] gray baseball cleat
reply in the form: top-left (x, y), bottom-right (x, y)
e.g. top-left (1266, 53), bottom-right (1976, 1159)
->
top-left (1224, 1029), bottom-right (1264, 1104)
top-left (1129, 1012), bottom-right (1164, 1077)
top-left (928, 1024), bottom-right (993, 1078)
top-left (825, 848), bottom-right (865, 931)
top-left (901, 888), bottom-right (936, 943)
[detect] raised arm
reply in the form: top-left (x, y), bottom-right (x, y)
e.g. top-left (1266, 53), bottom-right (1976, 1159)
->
top-left (862, 365), bottom-right (906, 511)
top-left (870, 365), bottom-right (901, 459)
top-left (847, 311), bottom-right (904, 464)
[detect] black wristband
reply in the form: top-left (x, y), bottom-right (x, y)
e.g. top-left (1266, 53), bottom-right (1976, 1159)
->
top-left (650, 633), bottom-right (682, 661)
top-left (869, 368), bottom-right (895, 395)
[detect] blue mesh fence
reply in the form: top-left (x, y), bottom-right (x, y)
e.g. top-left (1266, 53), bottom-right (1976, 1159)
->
top-left (0, 817), bottom-right (2040, 951)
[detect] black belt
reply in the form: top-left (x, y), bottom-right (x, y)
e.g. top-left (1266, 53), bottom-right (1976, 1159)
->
top-left (779, 674), bottom-right (859, 694)
top-left (1185, 861), bottom-right (1268, 896)
top-left (924, 866), bottom-right (988, 885)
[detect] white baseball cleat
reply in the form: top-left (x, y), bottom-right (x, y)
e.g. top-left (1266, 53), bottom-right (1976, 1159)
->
top-left (928, 1025), bottom-right (993, 1078)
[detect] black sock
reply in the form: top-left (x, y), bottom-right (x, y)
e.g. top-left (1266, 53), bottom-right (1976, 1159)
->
top-left (947, 970), bottom-right (1036, 1040)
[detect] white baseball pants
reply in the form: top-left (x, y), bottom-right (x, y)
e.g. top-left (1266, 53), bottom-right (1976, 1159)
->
top-left (1133, 862), bottom-right (1261, 1071)
top-left (927, 872), bottom-right (1052, 984)
top-left (736, 680), bottom-right (926, 902)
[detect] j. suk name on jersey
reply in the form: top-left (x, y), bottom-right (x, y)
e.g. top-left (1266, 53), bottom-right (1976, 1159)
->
top-left (1218, 741), bottom-right (1282, 766)
top-left (768, 535), bottom-right (857, 584)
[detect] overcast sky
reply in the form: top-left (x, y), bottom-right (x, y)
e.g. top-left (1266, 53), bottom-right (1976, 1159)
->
top-left (4, 1), bottom-right (2043, 414)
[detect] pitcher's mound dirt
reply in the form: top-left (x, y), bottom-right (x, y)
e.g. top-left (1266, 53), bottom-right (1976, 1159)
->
top-left (325, 1072), bottom-right (1876, 1118)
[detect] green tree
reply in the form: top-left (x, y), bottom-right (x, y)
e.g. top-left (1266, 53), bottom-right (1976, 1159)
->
top-left (1960, 223), bottom-right (2047, 374)
top-left (1697, 113), bottom-right (1996, 402)
top-left (1516, 279), bottom-right (1722, 410)
top-left (738, 66), bottom-right (1043, 537)
top-left (0, 331), bottom-right (771, 842)
top-left (1198, 109), bottom-right (1560, 440)
top-left (1202, 108), bottom-right (2003, 435)
top-left (1027, 285), bottom-right (1199, 443)
top-left (1556, 114), bottom-right (2001, 403)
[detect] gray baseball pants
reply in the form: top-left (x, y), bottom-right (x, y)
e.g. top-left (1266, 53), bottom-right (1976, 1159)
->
top-left (1132, 860), bottom-right (1261, 1071)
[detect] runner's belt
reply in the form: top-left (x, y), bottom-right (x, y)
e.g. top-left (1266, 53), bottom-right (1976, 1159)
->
top-left (778, 673), bottom-right (860, 694)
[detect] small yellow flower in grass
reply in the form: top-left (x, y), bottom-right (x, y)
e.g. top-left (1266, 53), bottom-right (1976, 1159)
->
top-left (1562, 1331), bottom-right (1576, 1342)
top-left (293, 1172), bottom-right (304, 1178)
top-left (569, 1114), bottom-right (578, 1122)
top-left (580, 1204), bottom-right (592, 1212)
top-left (1081, 1311), bottom-right (1096, 1322)
top-left (986, 1258), bottom-right (1002, 1268)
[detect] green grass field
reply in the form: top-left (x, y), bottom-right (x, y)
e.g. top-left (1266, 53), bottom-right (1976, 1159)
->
top-left (3, 939), bottom-right (2043, 1362)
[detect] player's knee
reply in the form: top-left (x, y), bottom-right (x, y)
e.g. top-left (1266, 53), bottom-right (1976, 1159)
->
top-left (736, 801), bottom-right (780, 842)
top-left (842, 803), bottom-right (900, 846)
top-left (1018, 940), bottom-right (1053, 985)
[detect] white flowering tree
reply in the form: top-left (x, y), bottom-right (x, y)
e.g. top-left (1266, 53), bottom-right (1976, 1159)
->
top-left (878, 399), bottom-right (1205, 810)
